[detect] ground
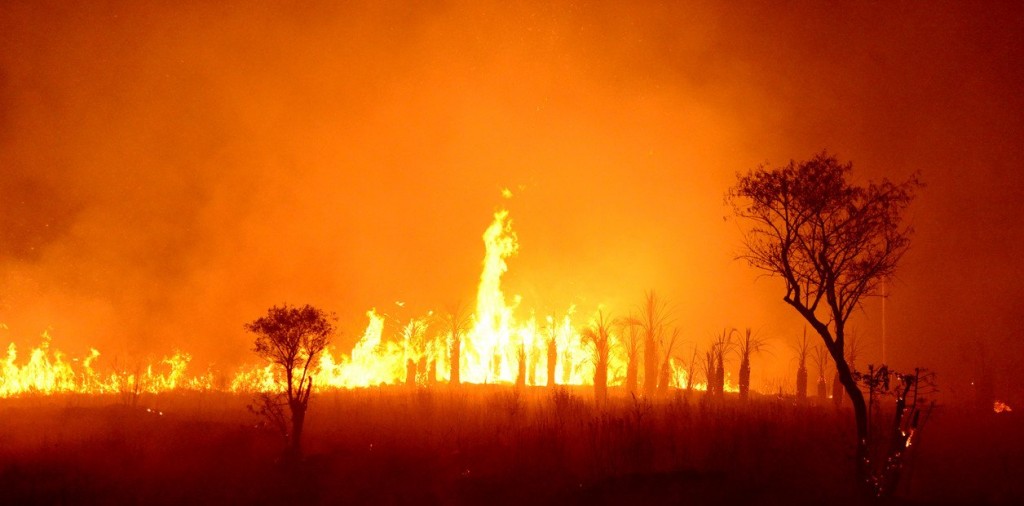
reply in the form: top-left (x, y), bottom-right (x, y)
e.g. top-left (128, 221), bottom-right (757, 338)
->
top-left (0, 387), bottom-right (1019, 505)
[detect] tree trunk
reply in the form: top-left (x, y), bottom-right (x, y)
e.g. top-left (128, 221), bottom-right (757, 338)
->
top-left (643, 335), bottom-right (657, 397)
top-left (797, 365), bottom-right (808, 400)
top-left (714, 359), bottom-right (725, 397)
top-left (832, 370), bottom-right (843, 407)
top-left (708, 364), bottom-right (717, 396)
top-left (626, 356), bottom-right (638, 397)
top-left (515, 350), bottom-right (526, 390)
top-left (594, 360), bottom-right (607, 405)
top-left (739, 358), bottom-right (750, 401)
top-left (527, 352), bottom-right (536, 386)
top-left (405, 359), bottom-right (416, 386)
top-left (656, 359), bottom-right (671, 397)
top-left (546, 340), bottom-right (557, 388)
top-left (450, 339), bottom-right (460, 386)
top-left (817, 377), bottom-right (827, 400)
top-left (834, 357), bottom-right (870, 497)
top-left (289, 402), bottom-right (306, 457)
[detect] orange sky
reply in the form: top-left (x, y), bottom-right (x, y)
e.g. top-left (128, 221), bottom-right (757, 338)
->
top-left (1, 1), bottom-right (1022, 401)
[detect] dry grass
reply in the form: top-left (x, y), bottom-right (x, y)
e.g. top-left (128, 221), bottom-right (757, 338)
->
top-left (0, 388), bottom-right (1019, 505)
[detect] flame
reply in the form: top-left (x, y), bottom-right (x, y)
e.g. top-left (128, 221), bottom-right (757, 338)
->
top-left (0, 330), bottom-right (212, 397)
top-left (666, 357), bottom-right (739, 393)
top-left (2, 207), bottom-right (725, 397)
top-left (301, 209), bottom-right (600, 389)
top-left (994, 400), bottom-right (1012, 413)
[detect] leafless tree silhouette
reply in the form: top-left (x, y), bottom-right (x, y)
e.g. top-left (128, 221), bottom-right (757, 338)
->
top-left (402, 318), bottom-right (429, 386)
top-left (728, 151), bottom-right (921, 495)
top-left (582, 310), bottom-right (614, 405)
top-left (737, 328), bottom-right (769, 401)
top-left (545, 317), bottom-right (558, 388)
top-left (656, 327), bottom-right (680, 397)
top-left (683, 344), bottom-right (701, 394)
top-left (112, 358), bottom-right (146, 408)
top-left (812, 344), bottom-right (831, 400)
top-left (709, 328), bottom-right (737, 397)
top-left (515, 341), bottom-right (527, 390)
top-left (631, 290), bottom-right (672, 398)
top-left (792, 328), bottom-right (811, 400)
top-left (440, 305), bottom-right (471, 387)
top-left (617, 313), bottom-right (643, 397)
top-left (700, 349), bottom-right (715, 393)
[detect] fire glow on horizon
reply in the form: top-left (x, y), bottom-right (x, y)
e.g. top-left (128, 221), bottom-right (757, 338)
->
top-left (1, 207), bottom-right (735, 398)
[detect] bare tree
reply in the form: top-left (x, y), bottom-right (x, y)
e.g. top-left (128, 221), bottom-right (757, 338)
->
top-left (812, 344), bottom-right (831, 400)
top-left (245, 303), bottom-right (335, 457)
top-left (683, 345), bottom-right (701, 393)
top-left (402, 318), bottom-right (429, 386)
top-left (656, 328), bottom-right (680, 397)
top-left (515, 342), bottom-right (527, 390)
top-left (560, 334), bottom-right (575, 385)
top-left (700, 350), bottom-right (715, 393)
top-left (855, 365), bottom-right (937, 497)
top-left (582, 310), bottom-right (614, 405)
top-left (528, 338), bottom-right (541, 386)
top-left (617, 313), bottom-right (643, 397)
top-left (792, 328), bottom-right (811, 400)
top-left (737, 328), bottom-right (769, 401)
top-left (633, 290), bottom-right (672, 397)
top-left (709, 328), bottom-right (737, 397)
top-left (111, 357), bottom-right (147, 408)
top-left (545, 317), bottom-right (558, 388)
top-left (728, 151), bottom-right (921, 494)
top-left (441, 305), bottom-right (472, 386)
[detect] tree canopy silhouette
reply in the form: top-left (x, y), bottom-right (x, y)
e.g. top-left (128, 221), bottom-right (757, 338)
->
top-left (245, 303), bottom-right (336, 457)
top-left (727, 151), bottom-right (921, 494)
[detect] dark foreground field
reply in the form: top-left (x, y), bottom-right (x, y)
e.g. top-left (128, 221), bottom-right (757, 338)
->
top-left (0, 387), bottom-right (1020, 505)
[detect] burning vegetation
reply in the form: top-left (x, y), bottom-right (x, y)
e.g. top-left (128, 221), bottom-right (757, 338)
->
top-left (2, 207), bottom-right (735, 399)
top-left (1, 154), bottom-right (1020, 503)
top-left (2, 1), bottom-right (1022, 503)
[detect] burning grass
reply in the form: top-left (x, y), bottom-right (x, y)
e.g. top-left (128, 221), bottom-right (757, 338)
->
top-left (1, 209), bottom-right (719, 399)
top-left (0, 207), bottom-right (1018, 504)
top-left (1, 388), bottom-right (1019, 505)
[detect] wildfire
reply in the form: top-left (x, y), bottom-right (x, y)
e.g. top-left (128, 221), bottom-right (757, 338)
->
top-left (1, 330), bottom-right (211, 397)
top-left (2, 208), bottom-right (735, 397)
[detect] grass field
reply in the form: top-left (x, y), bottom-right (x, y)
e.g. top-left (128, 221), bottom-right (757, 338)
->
top-left (0, 387), bottom-right (1019, 505)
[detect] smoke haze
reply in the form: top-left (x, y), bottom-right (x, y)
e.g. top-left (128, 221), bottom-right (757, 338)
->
top-left (1, 1), bottom-right (1021, 401)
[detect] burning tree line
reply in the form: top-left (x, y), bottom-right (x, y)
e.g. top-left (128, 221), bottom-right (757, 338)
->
top-left (0, 298), bottom-right (754, 400)
top-left (0, 330), bottom-right (212, 400)
top-left (2, 150), bottom-right (935, 500)
top-left (3, 150), bottom-right (914, 413)
top-left (2, 208), bottom-right (763, 400)
top-left (1, 152), bottom-right (917, 421)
